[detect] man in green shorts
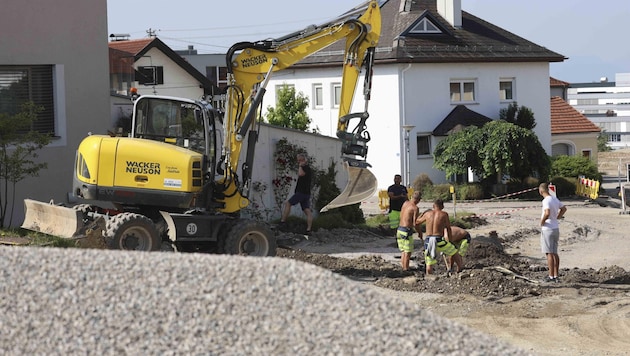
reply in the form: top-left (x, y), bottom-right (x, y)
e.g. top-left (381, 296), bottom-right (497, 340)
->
top-left (396, 191), bottom-right (422, 271)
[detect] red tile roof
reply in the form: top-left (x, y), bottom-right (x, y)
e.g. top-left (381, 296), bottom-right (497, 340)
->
top-left (550, 77), bottom-right (570, 87)
top-left (550, 96), bottom-right (600, 134)
top-left (108, 38), bottom-right (153, 55)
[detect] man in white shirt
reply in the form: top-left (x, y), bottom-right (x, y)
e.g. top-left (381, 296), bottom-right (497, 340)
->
top-left (539, 182), bottom-right (567, 282)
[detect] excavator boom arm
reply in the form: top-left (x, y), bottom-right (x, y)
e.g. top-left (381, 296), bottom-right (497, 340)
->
top-left (217, 0), bottom-right (381, 213)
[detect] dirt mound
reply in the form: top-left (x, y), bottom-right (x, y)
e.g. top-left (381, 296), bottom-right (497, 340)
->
top-left (276, 228), bottom-right (630, 300)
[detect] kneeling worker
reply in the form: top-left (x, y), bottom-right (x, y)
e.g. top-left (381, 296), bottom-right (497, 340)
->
top-left (445, 226), bottom-right (471, 268)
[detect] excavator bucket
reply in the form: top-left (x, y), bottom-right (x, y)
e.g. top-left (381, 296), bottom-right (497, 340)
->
top-left (320, 162), bottom-right (378, 212)
top-left (21, 199), bottom-right (85, 238)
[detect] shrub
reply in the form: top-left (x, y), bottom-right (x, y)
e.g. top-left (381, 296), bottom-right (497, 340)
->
top-left (456, 183), bottom-right (484, 200)
top-left (422, 184), bottom-right (451, 201)
top-left (412, 173), bottom-right (433, 194)
top-left (315, 161), bottom-right (365, 225)
top-left (551, 155), bottom-right (602, 182)
top-left (550, 176), bottom-right (577, 197)
top-left (312, 213), bottom-right (352, 230)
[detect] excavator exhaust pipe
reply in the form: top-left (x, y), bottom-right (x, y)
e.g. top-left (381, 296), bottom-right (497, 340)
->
top-left (21, 199), bottom-right (85, 239)
top-left (320, 161), bottom-right (378, 212)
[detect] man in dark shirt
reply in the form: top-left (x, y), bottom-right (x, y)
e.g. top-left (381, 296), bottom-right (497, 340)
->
top-left (280, 153), bottom-right (313, 234)
top-left (387, 174), bottom-right (408, 229)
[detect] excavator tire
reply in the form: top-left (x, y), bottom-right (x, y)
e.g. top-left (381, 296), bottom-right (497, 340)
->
top-left (105, 212), bottom-right (161, 251)
top-left (224, 220), bottom-right (276, 257)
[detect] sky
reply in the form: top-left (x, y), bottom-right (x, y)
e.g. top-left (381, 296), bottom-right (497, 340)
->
top-left (107, 0), bottom-right (630, 84)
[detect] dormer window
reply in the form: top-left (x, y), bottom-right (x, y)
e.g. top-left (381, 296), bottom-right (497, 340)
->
top-left (409, 18), bottom-right (441, 34)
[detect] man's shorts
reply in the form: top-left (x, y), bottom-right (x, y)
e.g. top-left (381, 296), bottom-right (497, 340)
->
top-left (424, 236), bottom-right (459, 266)
top-left (452, 233), bottom-right (471, 257)
top-left (396, 226), bottom-right (413, 253)
top-left (288, 192), bottom-right (311, 210)
top-left (388, 210), bottom-right (401, 229)
top-left (541, 228), bottom-right (559, 254)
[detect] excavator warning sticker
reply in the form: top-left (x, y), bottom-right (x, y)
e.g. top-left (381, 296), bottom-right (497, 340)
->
top-left (164, 178), bottom-right (182, 188)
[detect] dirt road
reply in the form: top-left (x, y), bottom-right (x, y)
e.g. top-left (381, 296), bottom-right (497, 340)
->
top-left (277, 197), bottom-right (630, 356)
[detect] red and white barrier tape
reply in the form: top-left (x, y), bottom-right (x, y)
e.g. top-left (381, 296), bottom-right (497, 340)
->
top-left (460, 187), bottom-right (538, 204)
top-left (475, 205), bottom-right (538, 217)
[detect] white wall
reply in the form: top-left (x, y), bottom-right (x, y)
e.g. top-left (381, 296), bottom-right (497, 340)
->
top-left (241, 123), bottom-right (345, 220)
top-left (2, 0), bottom-right (111, 227)
top-left (265, 65), bottom-right (403, 192)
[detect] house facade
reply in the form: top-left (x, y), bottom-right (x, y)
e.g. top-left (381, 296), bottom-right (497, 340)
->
top-left (262, 0), bottom-right (564, 189)
top-left (550, 96), bottom-right (600, 159)
top-left (1, 0), bottom-right (111, 227)
top-left (568, 73), bottom-right (630, 150)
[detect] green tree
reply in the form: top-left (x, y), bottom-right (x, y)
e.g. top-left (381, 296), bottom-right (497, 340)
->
top-left (597, 130), bottom-right (612, 152)
top-left (433, 126), bottom-right (483, 179)
top-left (266, 84), bottom-right (311, 131)
top-left (0, 102), bottom-right (52, 227)
top-left (500, 102), bottom-right (537, 130)
top-left (433, 120), bottom-right (550, 183)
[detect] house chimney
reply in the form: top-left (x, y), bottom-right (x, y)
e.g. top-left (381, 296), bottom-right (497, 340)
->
top-left (437, 0), bottom-right (462, 28)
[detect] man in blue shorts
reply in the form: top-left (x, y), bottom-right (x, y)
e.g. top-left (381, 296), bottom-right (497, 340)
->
top-left (280, 153), bottom-right (313, 234)
top-left (416, 199), bottom-right (463, 275)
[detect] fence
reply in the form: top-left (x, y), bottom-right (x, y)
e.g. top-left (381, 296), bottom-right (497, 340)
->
top-left (575, 176), bottom-right (599, 200)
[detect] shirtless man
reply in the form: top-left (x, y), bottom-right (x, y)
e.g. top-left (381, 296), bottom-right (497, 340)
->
top-left (445, 226), bottom-right (471, 268)
top-left (396, 191), bottom-right (422, 271)
top-left (416, 199), bottom-right (463, 275)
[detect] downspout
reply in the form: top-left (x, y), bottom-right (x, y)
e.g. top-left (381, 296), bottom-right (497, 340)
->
top-left (400, 63), bottom-right (412, 185)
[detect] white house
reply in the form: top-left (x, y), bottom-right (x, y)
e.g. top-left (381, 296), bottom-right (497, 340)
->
top-left (1, 0), bottom-right (111, 227)
top-left (263, 0), bottom-right (565, 189)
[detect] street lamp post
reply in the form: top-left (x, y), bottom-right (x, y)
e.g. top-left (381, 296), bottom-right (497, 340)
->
top-left (402, 125), bottom-right (415, 187)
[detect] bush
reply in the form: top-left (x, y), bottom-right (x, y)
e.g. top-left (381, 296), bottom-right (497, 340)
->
top-left (412, 173), bottom-right (433, 194)
top-left (422, 184), bottom-right (451, 201)
top-left (456, 183), bottom-right (483, 200)
top-left (506, 176), bottom-right (540, 200)
top-left (312, 213), bottom-right (353, 230)
top-left (315, 162), bottom-right (364, 225)
top-left (550, 176), bottom-right (577, 198)
top-left (551, 155), bottom-right (602, 182)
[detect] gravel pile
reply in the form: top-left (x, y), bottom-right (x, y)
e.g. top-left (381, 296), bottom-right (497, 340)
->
top-left (0, 246), bottom-right (529, 355)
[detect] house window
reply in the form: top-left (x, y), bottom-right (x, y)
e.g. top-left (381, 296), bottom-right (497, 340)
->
top-left (582, 150), bottom-right (592, 159)
top-left (416, 135), bottom-right (431, 155)
top-left (313, 83), bottom-right (323, 109)
top-left (450, 80), bottom-right (476, 103)
top-left (499, 79), bottom-right (514, 101)
top-left (136, 66), bottom-right (164, 85)
top-left (206, 66), bottom-right (229, 90)
top-left (331, 83), bottom-right (342, 108)
top-left (0, 65), bottom-right (55, 134)
top-left (609, 134), bottom-right (621, 142)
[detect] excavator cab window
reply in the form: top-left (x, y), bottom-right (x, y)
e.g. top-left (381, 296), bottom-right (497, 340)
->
top-left (132, 96), bottom-right (210, 156)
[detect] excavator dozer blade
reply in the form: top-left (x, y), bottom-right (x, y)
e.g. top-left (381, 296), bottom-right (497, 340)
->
top-left (320, 162), bottom-right (378, 212)
top-left (21, 199), bottom-right (85, 239)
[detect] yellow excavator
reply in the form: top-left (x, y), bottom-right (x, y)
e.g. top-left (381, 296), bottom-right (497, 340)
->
top-left (22, 0), bottom-right (381, 255)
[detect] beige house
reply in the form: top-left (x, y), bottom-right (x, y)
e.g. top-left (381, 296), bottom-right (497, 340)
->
top-left (550, 96), bottom-right (601, 160)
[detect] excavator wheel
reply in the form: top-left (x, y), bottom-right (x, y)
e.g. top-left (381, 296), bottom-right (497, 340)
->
top-left (104, 212), bottom-right (161, 251)
top-left (224, 220), bottom-right (276, 256)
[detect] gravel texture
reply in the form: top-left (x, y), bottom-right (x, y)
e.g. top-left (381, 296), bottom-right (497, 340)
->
top-left (0, 246), bottom-right (528, 355)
